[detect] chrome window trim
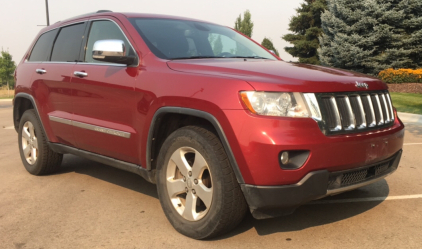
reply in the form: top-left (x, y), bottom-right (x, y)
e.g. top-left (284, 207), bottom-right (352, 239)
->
top-left (84, 18), bottom-right (140, 67)
top-left (25, 17), bottom-right (140, 67)
top-left (355, 95), bottom-right (367, 129)
top-left (25, 20), bottom-right (88, 63)
top-left (77, 62), bottom-right (127, 67)
top-left (49, 115), bottom-right (131, 138)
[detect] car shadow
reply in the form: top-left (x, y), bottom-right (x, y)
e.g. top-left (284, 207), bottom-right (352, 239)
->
top-left (56, 154), bottom-right (389, 240)
top-left (214, 179), bottom-right (390, 240)
top-left (57, 154), bottom-right (158, 199)
top-left (404, 123), bottom-right (422, 137)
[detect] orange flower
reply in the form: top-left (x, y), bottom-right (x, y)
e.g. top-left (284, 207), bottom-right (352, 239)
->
top-left (379, 68), bottom-right (422, 84)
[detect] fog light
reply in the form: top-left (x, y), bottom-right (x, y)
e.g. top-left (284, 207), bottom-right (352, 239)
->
top-left (280, 151), bottom-right (289, 165)
top-left (278, 150), bottom-right (310, 170)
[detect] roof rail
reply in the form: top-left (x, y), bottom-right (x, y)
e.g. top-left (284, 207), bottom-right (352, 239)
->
top-left (97, 10), bottom-right (112, 13)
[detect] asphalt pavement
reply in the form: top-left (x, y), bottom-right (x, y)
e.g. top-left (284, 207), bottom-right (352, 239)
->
top-left (1, 99), bottom-right (421, 249)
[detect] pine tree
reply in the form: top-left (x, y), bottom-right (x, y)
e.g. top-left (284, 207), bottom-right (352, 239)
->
top-left (375, 0), bottom-right (422, 71)
top-left (319, 0), bottom-right (422, 75)
top-left (234, 10), bottom-right (254, 38)
top-left (213, 35), bottom-right (223, 56)
top-left (261, 38), bottom-right (280, 56)
top-left (282, 0), bottom-right (327, 64)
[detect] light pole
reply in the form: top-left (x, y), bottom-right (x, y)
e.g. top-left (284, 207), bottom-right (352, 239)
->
top-left (45, 0), bottom-right (50, 26)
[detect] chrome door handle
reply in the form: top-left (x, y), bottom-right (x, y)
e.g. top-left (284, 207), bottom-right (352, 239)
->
top-left (74, 71), bottom-right (88, 78)
top-left (35, 69), bottom-right (47, 74)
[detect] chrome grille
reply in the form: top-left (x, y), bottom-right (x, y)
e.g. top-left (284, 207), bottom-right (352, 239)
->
top-left (318, 91), bottom-right (394, 134)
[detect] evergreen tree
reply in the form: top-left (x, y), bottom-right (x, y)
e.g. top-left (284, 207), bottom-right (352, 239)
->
top-left (375, 0), bottom-right (422, 71)
top-left (261, 38), bottom-right (280, 56)
top-left (283, 0), bottom-right (327, 64)
top-left (213, 35), bottom-right (223, 56)
top-left (319, 0), bottom-right (422, 75)
top-left (234, 10), bottom-right (254, 38)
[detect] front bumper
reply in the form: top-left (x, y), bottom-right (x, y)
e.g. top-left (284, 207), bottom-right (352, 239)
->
top-left (223, 109), bottom-right (405, 185)
top-left (241, 150), bottom-right (402, 219)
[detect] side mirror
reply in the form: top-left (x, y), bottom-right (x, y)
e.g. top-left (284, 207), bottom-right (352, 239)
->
top-left (92, 39), bottom-right (136, 66)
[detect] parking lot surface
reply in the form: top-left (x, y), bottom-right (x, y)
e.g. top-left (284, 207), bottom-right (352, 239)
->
top-left (1, 100), bottom-right (421, 248)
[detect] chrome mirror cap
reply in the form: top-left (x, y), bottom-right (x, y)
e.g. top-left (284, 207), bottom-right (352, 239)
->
top-left (92, 39), bottom-right (136, 65)
top-left (92, 39), bottom-right (126, 59)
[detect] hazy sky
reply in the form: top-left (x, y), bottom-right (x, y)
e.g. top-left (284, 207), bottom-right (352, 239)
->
top-left (1, 0), bottom-right (303, 64)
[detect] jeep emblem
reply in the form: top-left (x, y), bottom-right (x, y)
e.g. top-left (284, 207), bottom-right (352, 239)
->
top-left (355, 82), bottom-right (369, 89)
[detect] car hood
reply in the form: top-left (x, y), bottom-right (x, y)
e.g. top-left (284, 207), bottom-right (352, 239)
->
top-left (167, 59), bottom-right (387, 93)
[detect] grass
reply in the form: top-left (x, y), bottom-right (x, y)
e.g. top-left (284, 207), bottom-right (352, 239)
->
top-left (390, 92), bottom-right (422, 115)
top-left (0, 89), bottom-right (13, 99)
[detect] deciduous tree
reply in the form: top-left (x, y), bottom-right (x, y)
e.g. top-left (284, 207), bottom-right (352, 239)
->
top-left (0, 50), bottom-right (16, 89)
top-left (234, 10), bottom-right (254, 38)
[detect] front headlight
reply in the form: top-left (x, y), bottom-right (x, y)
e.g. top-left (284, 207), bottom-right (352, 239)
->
top-left (240, 91), bottom-right (321, 120)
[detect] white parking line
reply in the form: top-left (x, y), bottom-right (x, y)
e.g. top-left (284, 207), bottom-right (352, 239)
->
top-left (404, 143), bottom-right (422, 146)
top-left (309, 194), bottom-right (422, 205)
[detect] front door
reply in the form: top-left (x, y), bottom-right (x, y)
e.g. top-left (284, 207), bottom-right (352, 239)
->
top-left (71, 19), bottom-right (139, 164)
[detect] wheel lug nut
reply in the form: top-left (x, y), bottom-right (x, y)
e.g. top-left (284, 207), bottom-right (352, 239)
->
top-left (183, 176), bottom-right (186, 182)
top-left (185, 187), bottom-right (188, 193)
top-left (192, 189), bottom-right (196, 195)
top-left (194, 179), bottom-right (198, 184)
top-left (188, 171), bottom-right (192, 177)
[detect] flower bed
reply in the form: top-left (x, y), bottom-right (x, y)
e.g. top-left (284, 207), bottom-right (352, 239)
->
top-left (379, 68), bottom-right (422, 84)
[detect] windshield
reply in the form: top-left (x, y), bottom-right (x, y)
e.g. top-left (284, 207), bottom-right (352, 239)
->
top-left (129, 18), bottom-right (278, 60)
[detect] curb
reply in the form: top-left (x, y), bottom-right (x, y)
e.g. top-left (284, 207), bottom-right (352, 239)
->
top-left (398, 112), bottom-right (422, 124)
top-left (0, 99), bottom-right (12, 102)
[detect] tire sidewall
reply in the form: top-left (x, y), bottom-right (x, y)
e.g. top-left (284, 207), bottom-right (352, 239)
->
top-left (18, 110), bottom-right (46, 175)
top-left (156, 127), bottom-right (227, 239)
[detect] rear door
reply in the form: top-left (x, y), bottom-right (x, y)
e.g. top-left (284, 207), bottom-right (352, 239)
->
top-left (34, 22), bottom-right (87, 146)
top-left (71, 18), bottom-right (139, 163)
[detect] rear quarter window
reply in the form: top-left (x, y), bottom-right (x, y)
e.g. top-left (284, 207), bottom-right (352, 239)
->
top-left (28, 29), bottom-right (58, 62)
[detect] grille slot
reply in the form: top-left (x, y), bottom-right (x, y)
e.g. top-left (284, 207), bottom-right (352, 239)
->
top-left (327, 154), bottom-right (397, 190)
top-left (318, 91), bottom-right (394, 134)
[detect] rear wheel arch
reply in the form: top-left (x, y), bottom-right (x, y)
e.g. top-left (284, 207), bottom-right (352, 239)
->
top-left (13, 93), bottom-right (49, 140)
top-left (147, 107), bottom-right (245, 184)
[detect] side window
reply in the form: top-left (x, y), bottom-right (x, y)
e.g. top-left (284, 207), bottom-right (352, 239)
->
top-left (28, 29), bottom-right (58, 62)
top-left (51, 23), bottom-right (86, 62)
top-left (85, 20), bottom-right (133, 63)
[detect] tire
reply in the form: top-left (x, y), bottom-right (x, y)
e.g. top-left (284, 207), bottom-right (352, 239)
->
top-left (18, 109), bottom-right (63, 175)
top-left (156, 126), bottom-right (247, 239)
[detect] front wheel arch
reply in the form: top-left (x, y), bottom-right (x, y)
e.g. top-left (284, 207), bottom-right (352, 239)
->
top-left (146, 107), bottom-right (245, 184)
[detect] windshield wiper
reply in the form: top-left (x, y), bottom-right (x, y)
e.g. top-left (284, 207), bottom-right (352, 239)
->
top-left (171, 55), bottom-right (270, 60)
top-left (171, 56), bottom-right (224, 60)
top-left (227, 56), bottom-right (269, 59)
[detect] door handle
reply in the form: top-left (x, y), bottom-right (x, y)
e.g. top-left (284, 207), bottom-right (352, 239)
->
top-left (74, 71), bottom-right (88, 78)
top-left (35, 69), bottom-right (47, 74)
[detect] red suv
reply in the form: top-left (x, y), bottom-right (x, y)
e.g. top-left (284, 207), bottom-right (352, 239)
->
top-left (13, 11), bottom-right (404, 239)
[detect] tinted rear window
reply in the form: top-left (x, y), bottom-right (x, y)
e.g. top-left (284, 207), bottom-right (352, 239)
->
top-left (28, 29), bottom-right (58, 62)
top-left (51, 23), bottom-right (86, 62)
